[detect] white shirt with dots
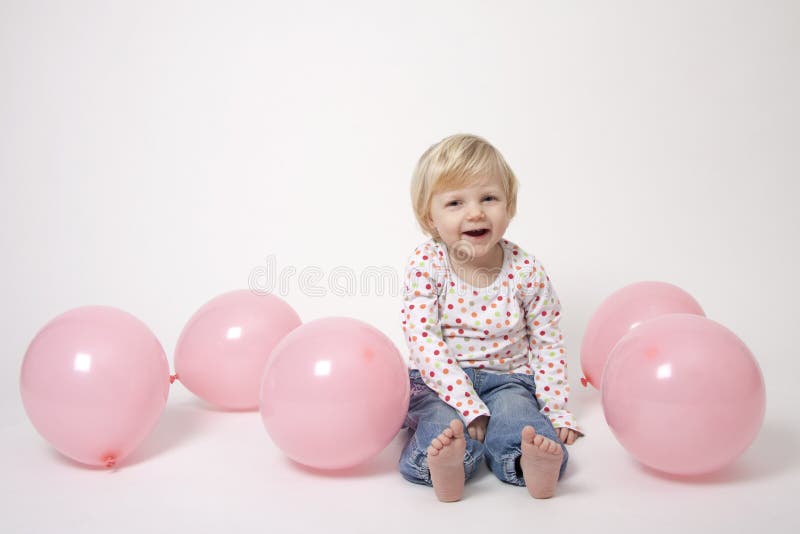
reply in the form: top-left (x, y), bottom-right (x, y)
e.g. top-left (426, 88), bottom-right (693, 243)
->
top-left (400, 238), bottom-right (582, 434)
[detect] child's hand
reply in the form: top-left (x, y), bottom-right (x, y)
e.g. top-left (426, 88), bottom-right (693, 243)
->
top-left (557, 427), bottom-right (580, 445)
top-left (467, 415), bottom-right (489, 442)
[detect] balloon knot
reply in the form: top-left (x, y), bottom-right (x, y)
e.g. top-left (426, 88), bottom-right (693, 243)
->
top-left (169, 374), bottom-right (179, 384)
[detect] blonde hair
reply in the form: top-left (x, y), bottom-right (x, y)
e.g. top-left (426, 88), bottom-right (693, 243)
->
top-left (411, 134), bottom-right (518, 238)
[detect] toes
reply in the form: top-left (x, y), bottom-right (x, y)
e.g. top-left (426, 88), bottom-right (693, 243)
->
top-left (537, 437), bottom-right (560, 455)
top-left (449, 419), bottom-right (465, 438)
top-left (431, 438), bottom-right (444, 450)
top-left (529, 433), bottom-right (562, 454)
top-left (521, 426), bottom-right (536, 444)
top-left (427, 445), bottom-right (439, 456)
top-left (523, 428), bottom-right (563, 455)
top-left (438, 434), bottom-right (452, 446)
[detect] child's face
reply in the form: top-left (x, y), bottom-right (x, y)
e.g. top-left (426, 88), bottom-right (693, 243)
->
top-left (427, 173), bottom-right (510, 263)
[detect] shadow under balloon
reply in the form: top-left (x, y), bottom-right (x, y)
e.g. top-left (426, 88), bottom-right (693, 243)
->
top-left (46, 401), bottom-right (208, 470)
top-left (634, 421), bottom-right (798, 485)
top-left (184, 397), bottom-right (259, 414)
top-left (282, 430), bottom-right (411, 479)
top-left (121, 401), bottom-right (214, 468)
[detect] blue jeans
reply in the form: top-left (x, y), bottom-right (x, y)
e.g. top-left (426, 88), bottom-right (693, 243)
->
top-left (398, 368), bottom-right (568, 487)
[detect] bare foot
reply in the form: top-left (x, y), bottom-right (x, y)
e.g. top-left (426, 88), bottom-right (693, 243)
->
top-left (520, 426), bottom-right (563, 499)
top-left (427, 419), bottom-right (466, 502)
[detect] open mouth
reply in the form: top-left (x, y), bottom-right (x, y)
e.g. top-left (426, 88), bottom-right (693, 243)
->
top-left (463, 229), bottom-right (490, 238)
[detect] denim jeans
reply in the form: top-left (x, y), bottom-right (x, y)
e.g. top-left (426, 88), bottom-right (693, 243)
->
top-left (398, 368), bottom-right (568, 487)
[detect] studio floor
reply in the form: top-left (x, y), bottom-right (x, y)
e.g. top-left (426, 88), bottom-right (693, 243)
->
top-left (3, 375), bottom-right (797, 534)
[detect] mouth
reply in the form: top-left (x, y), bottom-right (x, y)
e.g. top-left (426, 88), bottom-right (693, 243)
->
top-left (462, 228), bottom-right (490, 238)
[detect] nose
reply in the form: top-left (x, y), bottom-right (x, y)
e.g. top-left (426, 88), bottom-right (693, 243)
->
top-left (466, 202), bottom-right (485, 220)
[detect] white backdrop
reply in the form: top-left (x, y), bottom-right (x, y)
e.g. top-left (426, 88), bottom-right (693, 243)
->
top-left (2, 1), bottom-right (798, 533)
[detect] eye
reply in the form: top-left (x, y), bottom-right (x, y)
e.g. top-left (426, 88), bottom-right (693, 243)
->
top-left (482, 195), bottom-right (498, 202)
top-left (445, 200), bottom-right (461, 207)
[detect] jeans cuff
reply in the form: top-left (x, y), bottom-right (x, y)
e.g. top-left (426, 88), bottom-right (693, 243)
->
top-left (501, 449), bottom-right (525, 487)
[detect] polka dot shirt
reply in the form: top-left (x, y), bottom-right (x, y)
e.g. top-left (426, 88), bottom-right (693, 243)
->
top-left (400, 239), bottom-right (582, 433)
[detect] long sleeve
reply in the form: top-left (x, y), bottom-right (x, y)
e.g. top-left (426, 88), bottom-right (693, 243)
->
top-left (520, 258), bottom-right (583, 434)
top-left (401, 242), bottom-right (490, 426)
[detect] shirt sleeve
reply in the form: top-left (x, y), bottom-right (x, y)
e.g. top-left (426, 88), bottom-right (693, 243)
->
top-left (520, 258), bottom-right (583, 435)
top-left (400, 243), bottom-right (490, 426)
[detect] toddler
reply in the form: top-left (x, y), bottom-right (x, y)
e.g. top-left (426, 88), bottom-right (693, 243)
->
top-left (398, 134), bottom-right (582, 502)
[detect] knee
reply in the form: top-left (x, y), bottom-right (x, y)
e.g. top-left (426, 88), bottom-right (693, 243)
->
top-left (490, 387), bottom-right (540, 415)
top-left (412, 403), bottom-right (462, 439)
top-left (423, 401), bottom-right (461, 426)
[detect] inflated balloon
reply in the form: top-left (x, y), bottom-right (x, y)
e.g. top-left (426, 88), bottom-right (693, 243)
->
top-left (260, 317), bottom-right (410, 470)
top-left (581, 281), bottom-right (704, 388)
top-left (20, 306), bottom-right (170, 468)
top-left (602, 314), bottom-right (765, 476)
top-left (175, 290), bottom-right (301, 410)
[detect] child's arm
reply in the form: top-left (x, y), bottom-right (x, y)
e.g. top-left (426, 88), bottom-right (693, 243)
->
top-left (401, 243), bottom-right (490, 427)
top-left (521, 257), bottom-right (583, 436)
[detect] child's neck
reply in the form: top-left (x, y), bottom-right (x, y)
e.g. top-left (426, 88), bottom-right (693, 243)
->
top-left (449, 242), bottom-right (504, 288)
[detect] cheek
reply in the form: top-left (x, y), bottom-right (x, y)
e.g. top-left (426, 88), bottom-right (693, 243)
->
top-left (435, 213), bottom-right (458, 229)
top-left (490, 209), bottom-right (510, 227)
top-left (440, 223), bottom-right (460, 237)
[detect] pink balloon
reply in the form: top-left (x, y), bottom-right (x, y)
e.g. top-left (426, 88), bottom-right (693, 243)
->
top-left (20, 306), bottom-right (170, 468)
top-left (602, 314), bottom-right (765, 475)
top-left (260, 317), bottom-right (410, 470)
top-left (175, 290), bottom-right (301, 410)
top-left (581, 281), bottom-right (704, 389)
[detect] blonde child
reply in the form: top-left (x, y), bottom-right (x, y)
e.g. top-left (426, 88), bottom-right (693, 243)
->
top-left (398, 134), bottom-right (582, 502)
